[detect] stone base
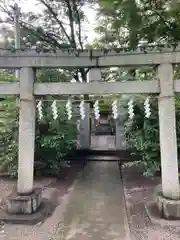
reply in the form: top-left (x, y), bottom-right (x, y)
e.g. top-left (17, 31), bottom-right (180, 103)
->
top-left (6, 188), bottom-right (42, 214)
top-left (145, 184), bottom-right (180, 226)
top-left (156, 193), bottom-right (180, 220)
top-left (0, 199), bottom-right (57, 225)
top-left (145, 201), bottom-right (180, 227)
top-left (0, 188), bottom-right (59, 225)
top-left (154, 184), bottom-right (180, 220)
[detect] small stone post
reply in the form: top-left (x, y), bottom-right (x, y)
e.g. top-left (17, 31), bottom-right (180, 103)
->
top-left (17, 67), bottom-right (36, 194)
top-left (79, 103), bottom-right (91, 149)
top-left (87, 68), bottom-right (101, 83)
top-left (158, 63), bottom-right (180, 200)
top-left (115, 105), bottom-right (126, 150)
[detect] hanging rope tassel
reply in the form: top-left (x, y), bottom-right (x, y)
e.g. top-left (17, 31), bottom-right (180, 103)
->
top-left (93, 100), bottom-right (100, 120)
top-left (37, 100), bottom-right (43, 120)
top-left (51, 100), bottom-right (58, 120)
top-left (128, 99), bottom-right (134, 119)
top-left (66, 99), bottom-right (72, 120)
top-left (112, 99), bottom-right (118, 119)
top-left (79, 100), bottom-right (86, 120)
top-left (144, 97), bottom-right (151, 118)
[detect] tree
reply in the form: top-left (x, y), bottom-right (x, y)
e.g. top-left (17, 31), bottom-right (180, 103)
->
top-left (93, 0), bottom-right (180, 176)
top-left (97, 0), bottom-right (180, 47)
top-left (0, 0), bottom-right (95, 81)
top-left (0, 0), bottom-right (92, 176)
top-left (93, 0), bottom-right (180, 81)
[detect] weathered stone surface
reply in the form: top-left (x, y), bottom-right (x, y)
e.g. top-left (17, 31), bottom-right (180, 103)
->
top-left (145, 201), bottom-right (180, 227)
top-left (158, 64), bottom-right (180, 200)
top-left (56, 161), bottom-right (130, 240)
top-left (5, 188), bottom-right (42, 214)
top-left (0, 187), bottom-right (61, 225)
top-left (0, 199), bottom-right (57, 225)
top-left (18, 67), bottom-right (36, 194)
top-left (79, 103), bottom-right (90, 149)
top-left (154, 184), bottom-right (180, 220)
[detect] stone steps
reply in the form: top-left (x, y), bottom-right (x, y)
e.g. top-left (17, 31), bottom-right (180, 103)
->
top-left (68, 149), bottom-right (140, 162)
top-left (94, 123), bottom-right (115, 135)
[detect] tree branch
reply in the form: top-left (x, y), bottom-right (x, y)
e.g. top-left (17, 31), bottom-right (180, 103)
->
top-left (39, 0), bottom-right (72, 44)
top-left (64, 0), bottom-right (76, 48)
top-left (72, 0), bottom-right (83, 49)
top-left (20, 21), bottom-right (63, 48)
top-left (149, 1), bottom-right (173, 34)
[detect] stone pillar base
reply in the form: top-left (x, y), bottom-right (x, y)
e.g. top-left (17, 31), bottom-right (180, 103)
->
top-left (6, 188), bottom-right (42, 214)
top-left (145, 184), bottom-right (180, 226)
top-left (154, 185), bottom-right (180, 220)
top-left (0, 187), bottom-right (59, 225)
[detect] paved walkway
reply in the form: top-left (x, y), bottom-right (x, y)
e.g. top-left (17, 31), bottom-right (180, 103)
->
top-left (55, 161), bottom-right (131, 240)
top-left (91, 135), bottom-right (115, 150)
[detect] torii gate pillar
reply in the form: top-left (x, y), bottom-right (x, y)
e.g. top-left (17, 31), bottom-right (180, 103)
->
top-left (158, 64), bottom-right (180, 199)
top-left (5, 68), bottom-right (42, 217)
top-left (147, 64), bottom-right (180, 221)
top-left (115, 103), bottom-right (126, 150)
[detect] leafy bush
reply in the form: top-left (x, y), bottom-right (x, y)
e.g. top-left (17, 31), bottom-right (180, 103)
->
top-left (35, 102), bottom-right (78, 176)
top-left (0, 70), bottom-right (78, 177)
top-left (125, 96), bottom-right (180, 176)
top-left (0, 96), bottom-right (19, 176)
top-left (0, 98), bottom-right (78, 177)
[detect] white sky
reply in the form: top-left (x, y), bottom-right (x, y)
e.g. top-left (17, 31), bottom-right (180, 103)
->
top-left (2, 0), bottom-right (98, 43)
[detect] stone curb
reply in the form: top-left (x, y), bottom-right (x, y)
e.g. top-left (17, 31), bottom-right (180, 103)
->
top-left (118, 163), bottom-right (132, 240)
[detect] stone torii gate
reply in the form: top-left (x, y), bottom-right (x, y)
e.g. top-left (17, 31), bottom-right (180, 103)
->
top-left (0, 48), bottom-right (180, 223)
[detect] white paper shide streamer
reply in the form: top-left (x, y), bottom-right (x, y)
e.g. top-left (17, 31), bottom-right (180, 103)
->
top-left (51, 100), bottom-right (58, 120)
top-left (144, 97), bottom-right (151, 118)
top-left (128, 99), bottom-right (134, 119)
top-left (66, 99), bottom-right (72, 120)
top-left (37, 100), bottom-right (43, 120)
top-left (79, 100), bottom-right (85, 120)
top-left (93, 100), bottom-right (100, 120)
top-left (112, 99), bottom-right (118, 119)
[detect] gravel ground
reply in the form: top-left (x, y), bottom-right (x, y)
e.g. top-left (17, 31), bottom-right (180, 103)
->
top-left (122, 164), bottom-right (180, 240)
top-left (0, 162), bottom-right (85, 240)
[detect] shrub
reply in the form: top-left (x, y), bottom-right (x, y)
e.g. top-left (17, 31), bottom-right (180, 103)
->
top-left (125, 96), bottom-right (180, 176)
top-left (0, 99), bottom-right (78, 177)
top-left (0, 96), bottom-right (19, 176)
top-left (0, 69), bottom-right (79, 177)
top-left (35, 102), bottom-right (78, 176)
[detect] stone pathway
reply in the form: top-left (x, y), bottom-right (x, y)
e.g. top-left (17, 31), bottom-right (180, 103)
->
top-left (91, 135), bottom-right (115, 150)
top-left (55, 161), bottom-right (131, 240)
top-left (0, 135), bottom-right (130, 240)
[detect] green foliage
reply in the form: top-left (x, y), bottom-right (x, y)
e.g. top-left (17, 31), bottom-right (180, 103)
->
top-left (99, 102), bottom-right (111, 113)
top-left (35, 103), bottom-right (78, 176)
top-left (125, 97), bottom-right (159, 176)
top-left (0, 71), bottom-right (78, 177)
top-left (0, 99), bottom-right (78, 177)
top-left (97, 0), bottom-right (180, 47)
top-left (125, 96), bottom-right (180, 177)
top-left (36, 69), bottom-right (71, 83)
top-left (0, 96), bottom-right (19, 176)
top-left (0, 73), bottom-right (19, 176)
